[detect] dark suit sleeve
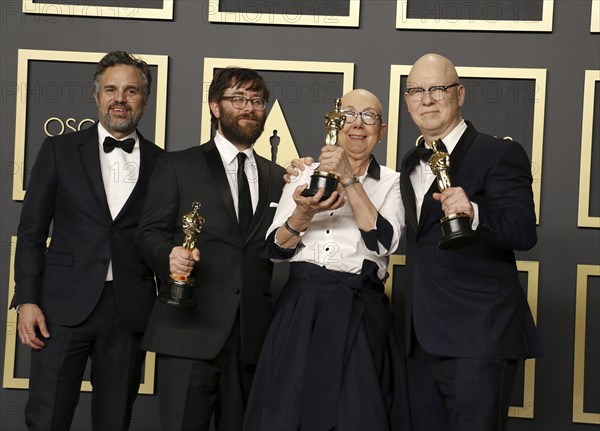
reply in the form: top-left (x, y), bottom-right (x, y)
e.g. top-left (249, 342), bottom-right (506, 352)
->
top-left (473, 140), bottom-right (537, 251)
top-left (12, 138), bottom-right (58, 307)
top-left (134, 154), bottom-right (181, 279)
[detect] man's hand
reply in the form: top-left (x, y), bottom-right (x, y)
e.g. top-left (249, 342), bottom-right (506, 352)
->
top-left (433, 187), bottom-right (474, 219)
top-left (169, 246), bottom-right (200, 276)
top-left (17, 303), bottom-right (49, 350)
top-left (284, 157), bottom-right (314, 183)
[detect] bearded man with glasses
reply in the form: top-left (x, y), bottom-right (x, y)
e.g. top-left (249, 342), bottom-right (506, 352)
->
top-left (396, 53), bottom-right (541, 431)
top-left (135, 67), bottom-right (285, 431)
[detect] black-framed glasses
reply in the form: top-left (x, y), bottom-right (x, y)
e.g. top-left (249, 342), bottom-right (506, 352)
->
top-left (221, 96), bottom-right (267, 111)
top-left (341, 109), bottom-right (382, 126)
top-left (405, 83), bottom-right (460, 101)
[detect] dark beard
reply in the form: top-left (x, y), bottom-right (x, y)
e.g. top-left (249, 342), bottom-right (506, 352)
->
top-left (219, 113), bottom-right (265, 147)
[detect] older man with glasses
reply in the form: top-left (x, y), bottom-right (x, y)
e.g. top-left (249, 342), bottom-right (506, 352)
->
top-left (396, 53), bottom-right (541, 431)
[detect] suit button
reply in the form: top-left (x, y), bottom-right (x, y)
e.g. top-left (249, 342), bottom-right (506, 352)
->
top-left (233, 288), bottom-right (240, 295)
top-left (101, 258), bottom-right (109, 265)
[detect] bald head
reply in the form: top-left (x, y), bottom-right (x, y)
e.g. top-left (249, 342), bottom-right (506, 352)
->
top-left (407, 53), bottom-right (459, 86)
top-left (341, 89), bottom-right (383, 115)
top-left (336, 88), bottom-right (387, 160)
top-left (404, 53), bottom-right (464, 142)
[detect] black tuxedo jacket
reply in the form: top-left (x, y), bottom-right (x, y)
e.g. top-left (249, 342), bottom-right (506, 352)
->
top-left (135, 140), bottom-right (286, 365)
top-left (12, 124), bottom-right (164, 332)
top-left (397, 122), bottom-right (542, 359)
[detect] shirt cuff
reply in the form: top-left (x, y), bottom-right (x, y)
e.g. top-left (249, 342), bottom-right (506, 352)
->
top-left (359, 213), bottom-right (393, 253)
top-left (265, 229), bottom-right (299, 260)
top-left (471, 201), bottom-right (479, 230)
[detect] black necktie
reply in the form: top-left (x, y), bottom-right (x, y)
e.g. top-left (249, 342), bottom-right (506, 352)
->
top-left (237, 152), bottom-right (253, 235)
top-left (103, 136), bottom-right (135, 153)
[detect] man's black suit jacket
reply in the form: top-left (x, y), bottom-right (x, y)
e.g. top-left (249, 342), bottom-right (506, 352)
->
top-left (12, 125), bottom-right (164, 332)
top-left (135, 140), bottom-right (286, 365)
top-left (397, 122), bottom-right (542, 360)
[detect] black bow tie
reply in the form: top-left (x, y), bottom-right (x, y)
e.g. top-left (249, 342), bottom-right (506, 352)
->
top-left (415, 139), bottom-right (448, 162)
top-left (403, 139), bottom-right (448, 174)
top-left (103, 136), bottom-right (135, 154)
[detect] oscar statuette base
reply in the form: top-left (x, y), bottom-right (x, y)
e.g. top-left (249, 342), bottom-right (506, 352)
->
top-left (438, 213), bottom-right (479, 250)
top-left (157, 275), bottom-right (196, 308)
top-left (301, 171), bottom-right (339, 201)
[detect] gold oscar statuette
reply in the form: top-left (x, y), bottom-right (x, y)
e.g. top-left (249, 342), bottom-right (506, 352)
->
top-left (429, 141), bottom-right (478, 249)
top-left (158, 202), bottom-right (205, 307)
top-left (301, 98), bottom-right (346, 200)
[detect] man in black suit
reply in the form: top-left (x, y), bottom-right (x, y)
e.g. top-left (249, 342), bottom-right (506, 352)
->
top-left (12, 51), bottom-right (164, 430)
top-left (135, 67), bottom-right (285, 430)
top-left (396, 53), bottom-right (542, 431)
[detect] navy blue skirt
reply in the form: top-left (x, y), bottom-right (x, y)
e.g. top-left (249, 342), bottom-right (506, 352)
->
top-left (244, 262), bottom-right (412, 431)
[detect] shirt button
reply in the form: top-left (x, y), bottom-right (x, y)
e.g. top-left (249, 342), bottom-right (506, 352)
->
top-left (326, 230), bottom-right (330, 234)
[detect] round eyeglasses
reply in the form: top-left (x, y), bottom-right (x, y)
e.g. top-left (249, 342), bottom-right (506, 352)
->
top-left (221, 96), bottom-right (267, 111)
top-left (405, 83), bottom-right (460, 101)
top-left (341, 109), bottom-right (382, 126)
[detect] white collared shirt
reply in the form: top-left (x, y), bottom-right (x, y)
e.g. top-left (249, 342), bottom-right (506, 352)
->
top-left (408, 120), bottom-right (479, 227)
top-left (97, 123), bottom-right (140, 281)
top-left (268, 161), bottom-right (404, 280)
top-left (214, 131), bottom-right (259, 218)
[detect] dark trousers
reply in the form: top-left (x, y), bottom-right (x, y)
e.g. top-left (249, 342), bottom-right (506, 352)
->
top-left (25, 282), bottom-right (145, 431)
top-left (407, 338), bottom-right (518, 431)
top-left (156, 319), bottom-right (254, 431)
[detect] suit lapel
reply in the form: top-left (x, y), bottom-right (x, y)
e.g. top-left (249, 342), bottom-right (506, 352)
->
top-left (418, 183), bottom-right (438, 232)
top-left (113, 131), bottom-right (155, 222)
top-left (202, 141), bottom-right (239, 227)
top-left (448, 121), bottom-right (478, 179)
top-left (400, 147), bottom-right (419, 234)
top-left (77, 125), bottom-right (112, 222)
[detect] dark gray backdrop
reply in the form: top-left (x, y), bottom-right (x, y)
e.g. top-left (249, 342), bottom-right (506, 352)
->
top-left (1, 1), bottom-right (599, 430)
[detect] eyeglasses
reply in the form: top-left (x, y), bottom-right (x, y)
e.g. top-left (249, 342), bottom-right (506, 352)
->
top-left (341, 109), bottom-right (382, 126)
top-left (221, 96), bottom-right (267, 111)
top-left (405, 83), bottom-right (460, 101)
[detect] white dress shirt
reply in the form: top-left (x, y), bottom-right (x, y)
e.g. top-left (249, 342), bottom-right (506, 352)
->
top-left (214, 131), bottom-right (259, 217)
top-left (408, 120), bottom-right (479, 227)
top-left (98, 123), bottom-right (140, 281)
top-left (268, 160), bottom-right (404, 280)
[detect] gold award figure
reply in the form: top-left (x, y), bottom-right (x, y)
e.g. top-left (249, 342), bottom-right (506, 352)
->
top-left (301, 98), bottom-right (346, 200)
top-left (159, 202), bottom-right (205, 307)
top-left (428, 141), bottom-right (452, 192)
top-left (324, 99), bottom-right (346, 146)
top-left (180, 202), bottom-right (204, 257)
top-left (428, 141), bottom-right (478, 250)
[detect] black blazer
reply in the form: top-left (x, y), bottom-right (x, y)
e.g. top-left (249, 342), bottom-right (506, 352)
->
top-left (396, 122), bottom-right (542, 359)
top-left (135, 140), bottom-right (286, 365)
top-left (12, 124), bottom-right (164, 332)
